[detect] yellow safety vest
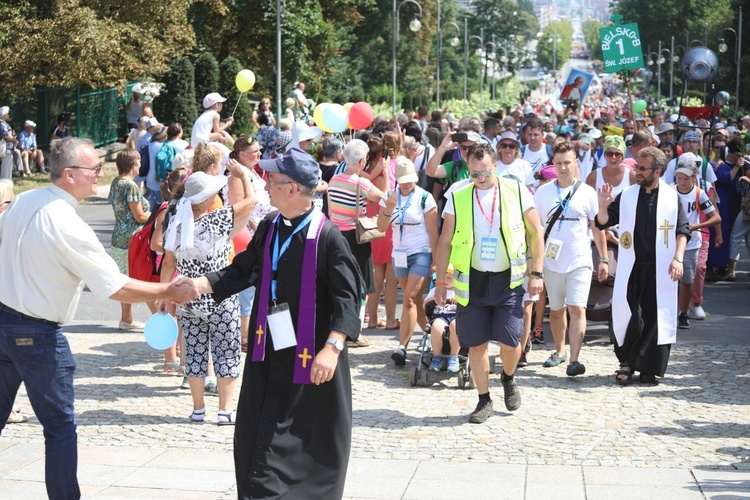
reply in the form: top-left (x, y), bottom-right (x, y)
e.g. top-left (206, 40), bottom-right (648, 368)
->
top-left (449, 179), bottom-right (528, 306)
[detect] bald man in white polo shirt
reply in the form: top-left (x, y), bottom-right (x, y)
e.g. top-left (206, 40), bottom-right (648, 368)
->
top-left (0, 138), bottom-right (199, 499)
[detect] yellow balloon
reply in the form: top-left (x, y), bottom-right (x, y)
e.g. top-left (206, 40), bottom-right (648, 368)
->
top-left (343, 102), bottom-right (355, 111)
top-left (236, 69), bottom-right (256, 93)
top-left (313, 103), bottom-right (332, 133)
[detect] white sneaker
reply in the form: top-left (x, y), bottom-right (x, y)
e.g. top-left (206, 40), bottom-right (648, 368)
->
top-left (688, 305), bottom-right (706, 320)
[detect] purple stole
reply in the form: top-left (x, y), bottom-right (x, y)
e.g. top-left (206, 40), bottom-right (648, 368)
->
top-left (253, 210), bottom-right (325, 385)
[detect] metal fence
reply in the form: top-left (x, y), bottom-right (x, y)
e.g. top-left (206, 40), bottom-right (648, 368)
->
top-left (1, 85), bottom-right (133, 150)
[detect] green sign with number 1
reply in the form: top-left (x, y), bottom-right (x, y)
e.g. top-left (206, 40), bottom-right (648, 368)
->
top-left (600, 15), bottom-right (644, 73)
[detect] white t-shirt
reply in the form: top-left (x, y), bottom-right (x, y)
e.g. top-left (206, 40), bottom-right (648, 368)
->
top-left (496, 158), bottom-right (534, 186)
top-left (379, 186), bottom-right (437, 256)
top-left (522, 145), bottom-right (550, 178)
top-left (191, 110), bottom-right (218, 145)
top-left (443, 182), bottom-right (535, 272)
top-left (662, 155), bottom-right (717, 186)
top-left (577, 150), bottom-right (595, 181)
top-left (534, 181), bottom-right (599, 273)
top-left (675, 185), bottom-right (714, 251)
top-left (413, 144), bottom-right (436, 172)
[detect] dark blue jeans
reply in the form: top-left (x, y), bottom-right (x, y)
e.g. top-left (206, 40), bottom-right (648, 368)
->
top-left (0, 306), bottom-right (80, 500)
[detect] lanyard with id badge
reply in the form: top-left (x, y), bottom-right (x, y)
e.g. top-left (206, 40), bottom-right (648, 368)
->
top-left (476, 183), bottom-right (500, 262)
top-left (544, 181), bottom-right (580, 260)
top-left (266, 212), bottom-right (315, 351)
top-left (393, 189), bottom-right (414, 268)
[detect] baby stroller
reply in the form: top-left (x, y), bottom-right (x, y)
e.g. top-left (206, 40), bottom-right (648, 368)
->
top-left (409, 314), bottom-right (497, 389)
top-left (586, 240), bottom-right (618, 343)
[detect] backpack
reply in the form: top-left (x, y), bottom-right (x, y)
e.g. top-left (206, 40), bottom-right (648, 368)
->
top-left (128, 203), bottom-right (168, 282)
top-left (520, 143), bottom-right (553, 159)
top-left (138, 142), bottom-right (151, 178)
top-left (154, 142), bottom-right (176, 181)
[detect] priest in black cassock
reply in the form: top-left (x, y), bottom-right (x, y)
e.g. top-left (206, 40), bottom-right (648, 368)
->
top-left (188, 148), bottom-right (363, 499)
top-left (595, 146), bottom-right (690, 385)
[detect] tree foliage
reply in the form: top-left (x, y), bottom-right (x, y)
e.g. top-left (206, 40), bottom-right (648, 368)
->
top-left (194, 52), bottom-right (220, 112)
top-left (0, 0), bottom-right (197, 96)
top-left (582, 19), bottom-right (603, 61)
top-left (158, 57), bottom-right (198, 137)
top-left (535, 19), bottom-right (573, 72)
top-left (219, 56), bottom-right (253, 136)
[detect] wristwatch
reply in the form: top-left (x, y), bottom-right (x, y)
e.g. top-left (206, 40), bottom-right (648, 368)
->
top-left (326, 338), bottom-right (345, 352)
top-left (530, 271), bottom-right (544, 278)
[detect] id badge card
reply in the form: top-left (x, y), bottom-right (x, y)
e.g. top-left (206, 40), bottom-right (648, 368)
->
top-left (545, 237), bottom-right (564, 260)
top-left (267, 303), bottom-right (297, 351)
top-left (480, 237), bottom-right (498, 262)
top-left (394, 248), bottom-right (408, 268)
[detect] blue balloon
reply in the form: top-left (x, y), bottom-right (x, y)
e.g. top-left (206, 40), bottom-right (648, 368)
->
top-left (144, 313), bottom-right (179, 350)
top-left (323, 104), bottom-right (349, 133)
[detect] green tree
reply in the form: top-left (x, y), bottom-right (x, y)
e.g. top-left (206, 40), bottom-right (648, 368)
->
top-left (194, 52), bottom-right (220, 111)
top-left (159, 57), bottom-right (198, 138)
top-left (219, 56), bottom-right (253, 136)
top-left (582, 19), bottom-right (603, 61)
top-left (0, 0), bottom-right (196, 96)
top-left (535, 19), bottom-right (573, 72)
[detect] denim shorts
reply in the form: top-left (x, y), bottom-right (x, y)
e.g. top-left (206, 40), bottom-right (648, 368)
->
top-left (393, 251), bottom-right (432, 279)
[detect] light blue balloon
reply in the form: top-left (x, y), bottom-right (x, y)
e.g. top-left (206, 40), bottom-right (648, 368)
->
top-left (323, 104), bottom-right (349, 133)
top-left (144, 313), bottom-right (179, 350)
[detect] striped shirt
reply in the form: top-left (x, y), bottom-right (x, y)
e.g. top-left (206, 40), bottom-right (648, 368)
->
top-left (328, 173), bottom-right (374, 231)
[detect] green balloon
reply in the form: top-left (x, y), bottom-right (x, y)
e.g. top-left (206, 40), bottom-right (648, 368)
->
top-left (633, 99), bottom-right (647, 114)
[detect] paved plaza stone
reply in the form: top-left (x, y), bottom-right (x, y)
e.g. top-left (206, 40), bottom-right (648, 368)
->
top-left (2, 322), bottom-right (750, 498)
top-left (1, 196), bottom-right (749, 498)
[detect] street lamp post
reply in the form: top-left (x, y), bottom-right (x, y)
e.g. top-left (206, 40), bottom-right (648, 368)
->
top-left (718, 5), bottom-right (743, 115)
top-left (549, 33), bottom-right (561, 73)
top-left (276, 0), bottom-right (283, 120)
top-left (467, 30), bottom-right (484, 113)
top-left (436, 2), bottom-right (460, 110)
top-left (478, 40), bottom-right (496, 112)
top-left (392, 0), bottom-right (423, 116)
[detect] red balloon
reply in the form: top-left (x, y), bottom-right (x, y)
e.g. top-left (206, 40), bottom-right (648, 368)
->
top-left (349, 102), bottom-right (374, 130)
top-left (232, 227), bottom-right (252, 254)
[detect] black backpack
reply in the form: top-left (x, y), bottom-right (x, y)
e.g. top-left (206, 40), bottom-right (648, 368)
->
top-left (138, 142), bottom-right (151, 178)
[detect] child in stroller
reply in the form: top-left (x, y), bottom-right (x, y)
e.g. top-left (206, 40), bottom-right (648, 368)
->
top-left (423, 266), bottom-right (460, 372)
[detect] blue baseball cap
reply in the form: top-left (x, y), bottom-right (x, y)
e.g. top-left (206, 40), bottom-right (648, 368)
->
top-left (258, 148), bottom-right (321, 190)
top-left (682, 131), bottom-right (700, 142)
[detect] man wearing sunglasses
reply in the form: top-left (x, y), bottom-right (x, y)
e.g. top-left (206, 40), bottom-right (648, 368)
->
top-left (435, 143), bottom-right (544, 423)
top-left (0, 138), bottom-right (200, 498)
top-left (596, 147), bottom-right (690, 385)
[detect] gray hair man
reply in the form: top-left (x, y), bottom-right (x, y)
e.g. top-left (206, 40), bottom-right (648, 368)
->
top-left (0, 138), bottom-right (199, 498)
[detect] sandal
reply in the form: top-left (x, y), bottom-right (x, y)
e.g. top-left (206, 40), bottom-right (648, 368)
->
top-left (367, 318), bottom-right (386, 329)
top-left (385, 320), bottom-right (401, 330)
top-left (615, 363), bottom-right (633, 385)
top-left (347, 336), bottom-right (371, 347)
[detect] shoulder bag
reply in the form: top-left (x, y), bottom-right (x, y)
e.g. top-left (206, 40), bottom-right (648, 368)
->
top-left (354, 176), bottom-right (385, 244)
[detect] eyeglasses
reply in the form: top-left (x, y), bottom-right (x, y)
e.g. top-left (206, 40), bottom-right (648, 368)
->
top-left (470, 170), bottom-right (492, 179)
top-left (636, 166), bottom-right (655, 172)
top-left (498, 143), bottom-right (518, 150)
top-left (68, 163), bottom-right (103, 175)
top-left (605, 151), bottom-right (623, 158)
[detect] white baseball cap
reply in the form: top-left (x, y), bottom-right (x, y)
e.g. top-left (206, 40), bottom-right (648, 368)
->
top-left (203, 92), bottom-right (227, 109)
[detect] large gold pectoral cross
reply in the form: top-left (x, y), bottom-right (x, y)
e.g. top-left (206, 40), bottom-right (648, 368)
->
top-left (659, 218), bottom-right (674, 247)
